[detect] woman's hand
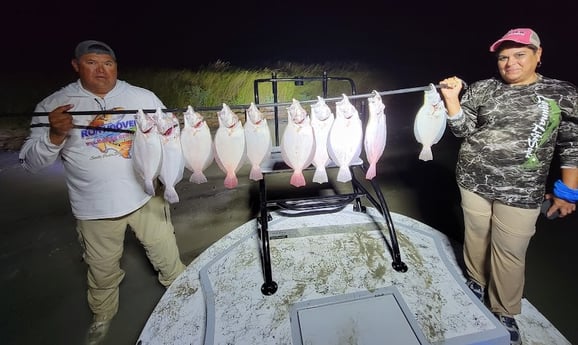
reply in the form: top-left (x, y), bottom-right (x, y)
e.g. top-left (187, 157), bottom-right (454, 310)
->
top-left (544, 193), bottom-right (576, 218)
top-left (438, 76), bottom-right (463, 117)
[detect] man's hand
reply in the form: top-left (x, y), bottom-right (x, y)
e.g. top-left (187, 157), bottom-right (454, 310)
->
top-left (48, 104), bottom-right (74, 145)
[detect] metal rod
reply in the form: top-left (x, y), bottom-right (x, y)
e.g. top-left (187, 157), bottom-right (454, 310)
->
top-left (2, 83), bottom-right (453, 118)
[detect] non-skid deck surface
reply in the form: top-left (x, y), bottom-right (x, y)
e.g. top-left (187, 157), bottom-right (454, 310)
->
top-left (138, 207), bottom-right (571, 345)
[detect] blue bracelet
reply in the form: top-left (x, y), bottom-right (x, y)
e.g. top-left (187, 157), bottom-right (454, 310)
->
top-left (553, 179), bottom-right (578, 203)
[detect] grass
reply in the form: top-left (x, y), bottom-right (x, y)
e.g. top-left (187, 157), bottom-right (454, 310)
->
top-left (0, 60), bottom-right (394, 130)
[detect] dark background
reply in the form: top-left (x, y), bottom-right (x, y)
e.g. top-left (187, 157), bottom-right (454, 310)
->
top-left (2, 0), bottom-right (577, 88)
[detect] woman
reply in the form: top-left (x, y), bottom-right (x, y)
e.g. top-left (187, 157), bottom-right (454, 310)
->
top-left (439, 28), bottom-right (578, 345)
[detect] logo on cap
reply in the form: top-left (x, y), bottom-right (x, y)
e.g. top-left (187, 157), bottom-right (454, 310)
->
top-left (489, 28), bottom-right (541, 52)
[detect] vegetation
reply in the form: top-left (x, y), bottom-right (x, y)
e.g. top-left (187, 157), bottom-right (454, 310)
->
top-left (121, 61), bottom-right (392, 111)
top-left (0, 60), bottom-right (394, 129)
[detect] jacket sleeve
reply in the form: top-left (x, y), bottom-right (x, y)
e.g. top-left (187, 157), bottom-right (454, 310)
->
top-left (446, 81), bottom-right (486, 138)
top-left (18, 103), bottom-right (66, 173)
top-left (557, 86), bottom-right (578, 169)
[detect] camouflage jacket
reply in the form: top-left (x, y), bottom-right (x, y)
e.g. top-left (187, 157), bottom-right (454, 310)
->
top-left (447, 74), bottom-right (578, 208)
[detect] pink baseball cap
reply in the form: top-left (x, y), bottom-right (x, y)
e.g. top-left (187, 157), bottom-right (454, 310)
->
top-left (489, 28), bottom-right (541, 52)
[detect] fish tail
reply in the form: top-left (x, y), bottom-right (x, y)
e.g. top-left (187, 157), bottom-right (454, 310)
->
top-left (163, 187), bottom-right (180, 204)
top-left (189, 171), bottom-right (208, 184)
top-left (249, 166), bottom-right (263, 181)
top-left (290, 171), bottom-right (306, 187)
top-left (144, 181), bottom-right (156, 196)
top-left (224, 173), bottom-right (238, 189)
top-left (312, 167), bottom-right (328, 184)
top-left (336, 167), bottom-right (352, 183)
top-left (365, 163), bottom-right (376, 180)
top-left (419, 146), bottom-right (433, 161)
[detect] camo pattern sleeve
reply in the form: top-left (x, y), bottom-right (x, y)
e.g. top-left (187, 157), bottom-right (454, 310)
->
top-left (447, 74), bottom-right (578, 208)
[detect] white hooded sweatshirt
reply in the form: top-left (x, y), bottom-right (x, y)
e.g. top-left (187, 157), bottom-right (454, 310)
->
top-left (19, 79), bottom-right (167, 220)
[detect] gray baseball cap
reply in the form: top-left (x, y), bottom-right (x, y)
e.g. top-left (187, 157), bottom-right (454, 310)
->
top-left (74, 40), bottom-right (116, 60)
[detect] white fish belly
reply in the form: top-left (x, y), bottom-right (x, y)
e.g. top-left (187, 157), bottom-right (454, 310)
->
top-left (281, 123), bottom-right (315, 171)
top-left (159, 138), bottom-right (185, 203)
top-left (214, 127), bottom-right (246, 174)
top-left (181, 126), bottom-right (214, 175)
top-left (328, 119), bottom-right (363, 167)
top-left (413, 106), bottom-right (446, 161)
top-left (364, 116), bottom-right (387, 165)
top-left (132, 131), bottom-right (162, 196)
top-left (311, 119), bottom-right (333, 183)
top-left (328, 118), bottom-right (362, 182)
top-left (311, 121), bottom-right (333, 168)
top-left (245, 123), bottom-right (272, 169)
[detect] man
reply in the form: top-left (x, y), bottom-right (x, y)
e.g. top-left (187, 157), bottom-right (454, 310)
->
top-left (439, 28), bottom-right (578, 345)
top-left (19, 40), bottom-right (186, 345)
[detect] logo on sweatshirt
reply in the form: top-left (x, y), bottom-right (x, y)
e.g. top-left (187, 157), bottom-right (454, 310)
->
top-left (522, 96), bottom-right (561, 169)
top-left (81, 111), bottom-right (137, 158)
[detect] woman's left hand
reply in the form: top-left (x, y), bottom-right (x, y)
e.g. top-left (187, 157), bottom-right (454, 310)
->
top-left (544, 193), bottom-right (576, 218)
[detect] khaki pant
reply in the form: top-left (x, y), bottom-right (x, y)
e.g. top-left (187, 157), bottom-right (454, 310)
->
top-left (76, 195), bottom-right (186, 322)
top-left (459, 187), bottom-right (540, 316)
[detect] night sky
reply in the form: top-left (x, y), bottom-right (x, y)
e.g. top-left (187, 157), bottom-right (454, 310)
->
top-left (2, 1), bottom-right (577, 88)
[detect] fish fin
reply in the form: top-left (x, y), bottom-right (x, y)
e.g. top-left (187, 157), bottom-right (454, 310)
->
top-left (249, 166), bottom-right (263, 181)
top-left (419, 146), bottom-right (433, 161)
top-left (312, 168), bottom-right (328, 184)
top-left (144, 181), bottom-right (156, 196)
top-left (336, 167), bottom-right (352, 183)
top-left (224, 173), bottom-right (238, 189)
top-left (365, 164), bottom-right (376, 180)
top-left (189, 171), bottom-right (208, 184)
top-left (163, 188), bottom-right (180, 204)
top-left (290, 171), bottom-right (306, 187)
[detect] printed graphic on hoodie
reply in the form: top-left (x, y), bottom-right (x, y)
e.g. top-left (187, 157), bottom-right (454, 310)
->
top-left (82, 111), bottom-right (137, 159)
top-left (522, 97), bottom-right (561, 169)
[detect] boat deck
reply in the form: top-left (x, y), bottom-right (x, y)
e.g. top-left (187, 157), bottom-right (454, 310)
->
top-left (137, 207), bottom-right (570, 345)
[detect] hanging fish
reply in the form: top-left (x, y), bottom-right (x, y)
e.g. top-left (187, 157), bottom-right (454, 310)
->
top-left (154, 108), bottom-right (185, 203)
top-left (328, 94), bottom-right (363, 183)
top-left (213, 103), bottom-right (246, 189)
top-left (310, 96), bottom-right (334, 184)
top-left (364, 90), bottom-right (387, 180)
top-left (413, 83), bottom-right (447, 161)
top-left (244, 102), bottom-right (272, 181)
top-left (180, 105), bottom-right (214, 184)
top-left (132, 109), bottom-right (162, 196)
top-left (281, 99), bottom-right (315, 187)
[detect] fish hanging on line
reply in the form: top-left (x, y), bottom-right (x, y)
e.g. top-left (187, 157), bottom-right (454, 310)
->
top-left (413, 83), bottom-right (447, 161)
top-left (244, 102), bottom-right (272, 181)
top-left (310, 96), bottom-right (334, 184)
top-left (213, 103), bottom-right (246, 189)
top-left (154, 108), bottom-right (185, 203)
top-left (180, 105), bottom-right (214, 184)
top-left (328, 94), bottom-right (363, 183)
top-left (132, 109), bottom-right (162, 196)
top-left (364, 90), bottom-right (387, 180)
top-left (281, 99), bottom-right (315, 187)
